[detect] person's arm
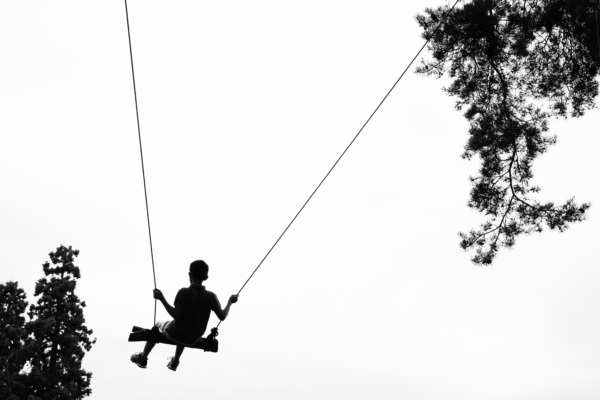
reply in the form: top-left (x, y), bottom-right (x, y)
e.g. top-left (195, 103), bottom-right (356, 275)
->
top-left (153, 289), bottom-right (181, 319)
top-left (214, 295), bottom-right (238, 321)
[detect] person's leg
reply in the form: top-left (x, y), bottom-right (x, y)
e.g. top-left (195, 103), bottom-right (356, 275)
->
top-left (167, 345), bottom-right (184, 371)
top-left (131, 339), bottom-right (156, 368)
top-left (143, 320), bottom-right (170, 359)
top-left (173, 345), bottom-right (184, 362)
top-left (142, 340), bottom-right (157, 358)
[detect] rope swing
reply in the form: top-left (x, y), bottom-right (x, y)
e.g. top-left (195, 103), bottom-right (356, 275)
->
top-left (124, 0), bottom-right (461, 333)
top-left (215, 0), bottom-right (461, 329)
top-left (124, 0), bottom-right (158, 325)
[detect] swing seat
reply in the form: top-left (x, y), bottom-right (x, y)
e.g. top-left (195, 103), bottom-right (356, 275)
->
top-left (128, 326), bottom-right (219, 353)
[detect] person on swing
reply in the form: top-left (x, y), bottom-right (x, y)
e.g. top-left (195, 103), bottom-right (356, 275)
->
top-left (131, 260), bottom-right (238, 371)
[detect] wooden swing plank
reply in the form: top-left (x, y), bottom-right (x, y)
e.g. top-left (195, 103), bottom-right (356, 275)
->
top-left (128, 326), bottom-right (218, 352)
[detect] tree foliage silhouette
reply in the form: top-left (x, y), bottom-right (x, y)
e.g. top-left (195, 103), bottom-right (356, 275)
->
top-left (0, 245), bottom-right (95, 400)
top-left (417, 0), bottom-right (598, 264)
top-left (0, 282), bottom-right (29, 399)
top-left (26, 245), bottom-right (96, 400)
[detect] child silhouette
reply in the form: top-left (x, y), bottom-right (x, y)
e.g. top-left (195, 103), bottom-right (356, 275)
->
top-left (131, 260), bottom-right (238, 370)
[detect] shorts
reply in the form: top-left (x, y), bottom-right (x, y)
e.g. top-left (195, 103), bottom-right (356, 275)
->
top-left (155, 320), bottom-right (200, 346)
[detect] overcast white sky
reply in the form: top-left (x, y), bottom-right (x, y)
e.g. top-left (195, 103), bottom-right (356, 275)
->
top-left (1, 1), bottom-right (599, 399)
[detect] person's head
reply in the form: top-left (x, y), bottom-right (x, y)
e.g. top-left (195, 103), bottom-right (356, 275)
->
top-left (189, 260), bottom-right (209, 283)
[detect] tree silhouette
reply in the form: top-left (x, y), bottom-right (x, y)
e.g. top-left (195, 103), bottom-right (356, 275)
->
top-left (0, 282), bottom-right (29, 400)
top-left (417, 0), bottom-right (598, 264)
top-left (8, 245), bottom-right (96, 400)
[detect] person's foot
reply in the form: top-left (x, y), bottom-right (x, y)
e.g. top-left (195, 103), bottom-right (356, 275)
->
top-left (167, 357), bottom-right (179, 371)
top-left (131, 353), bottom-right (148, 368)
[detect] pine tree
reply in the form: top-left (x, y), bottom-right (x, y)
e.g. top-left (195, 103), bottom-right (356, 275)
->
top-left (417, 0), bottom-right (598, 264)
top-left (0, 282), bottom-right (29, 400)
top-left (25, 245), bottom-right (95, 400)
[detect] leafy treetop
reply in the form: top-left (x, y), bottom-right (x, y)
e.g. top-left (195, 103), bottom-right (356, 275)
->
top-left (417, 0), bottom-right (598, 264)
top-left (26, 245), bottom-right (95, 400)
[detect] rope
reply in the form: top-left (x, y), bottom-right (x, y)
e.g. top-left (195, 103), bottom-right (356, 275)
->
top-left (124, 0), bottom-right (158, 325)
top-left (595, 5), bottom-right (600, 63)
top-left (122, 0), bottom-right (460, 332)
top-left (215, 0), bottom-right (462, 329)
